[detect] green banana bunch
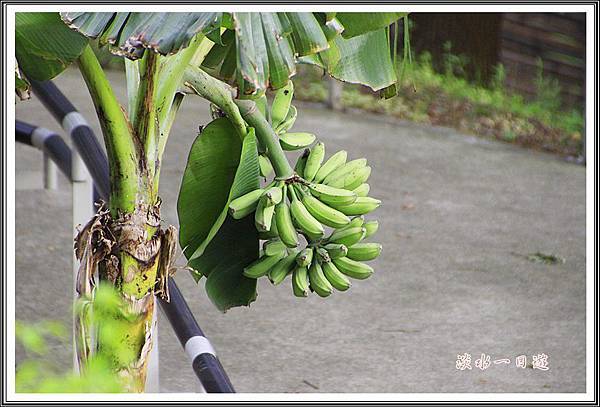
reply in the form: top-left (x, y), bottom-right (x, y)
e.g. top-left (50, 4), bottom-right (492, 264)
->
top-left (229, 106), bottom-right (384, 299)
top-left (279, 132), bottom-right (316, 151)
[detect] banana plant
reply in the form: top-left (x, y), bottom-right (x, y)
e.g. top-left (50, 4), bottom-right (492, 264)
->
top-left (15, 11), bottom-right (407, 392)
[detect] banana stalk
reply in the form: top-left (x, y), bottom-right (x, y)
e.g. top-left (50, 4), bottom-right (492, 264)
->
top-left (77, 45), bottom-right (189, 393)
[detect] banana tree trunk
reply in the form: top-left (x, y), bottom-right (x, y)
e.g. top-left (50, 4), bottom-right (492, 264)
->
top-left (75, 196), bottom-right (176, 392)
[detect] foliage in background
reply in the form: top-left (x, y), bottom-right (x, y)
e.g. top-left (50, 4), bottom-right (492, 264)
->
top-left (294, 46), bottom-right (584, 157)
top-left (16, 284), bottom-right (128, 393)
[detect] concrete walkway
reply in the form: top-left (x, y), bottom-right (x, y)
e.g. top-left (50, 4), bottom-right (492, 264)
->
top-left (15, 69), bottom-right (586, 393)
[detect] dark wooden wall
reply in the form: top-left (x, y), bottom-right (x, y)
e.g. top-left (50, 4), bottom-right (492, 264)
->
top-left (499, 13), bottom-right (585, 108)
top-left (408, 12), bottom-right (586, 109)
top-left (409, 13), bottom-right (503, 83)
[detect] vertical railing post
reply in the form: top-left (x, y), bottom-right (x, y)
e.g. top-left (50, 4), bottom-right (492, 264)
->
top-left (43, 152), bottom-right (58, 190)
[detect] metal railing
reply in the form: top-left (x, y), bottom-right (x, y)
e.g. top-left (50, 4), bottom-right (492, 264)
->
top-left (17, 80), bottom-right (235, 393)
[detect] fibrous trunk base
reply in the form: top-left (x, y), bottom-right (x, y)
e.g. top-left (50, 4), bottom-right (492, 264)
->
top-left (74, 201), bottom-right (176, 392)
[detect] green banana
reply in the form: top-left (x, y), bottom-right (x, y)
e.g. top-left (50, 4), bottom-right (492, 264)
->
top-left (346, 215), bottom-right (365, 229)
top-left (322, 260), bottom-right (351, 291)
top-left (258, 217), bottom-right (279, 239)
top-left (229, 188), bottom-right (264, 219)
top-left (263, 239), bottom-right (287, 257)
top-left (262, 186), bottom-right (283, 207)
top-left (332, 197), bottom-right (381, 216)
top-left (244, 252), bottom-right (285, 278)
top-left (271, 81), bottom-right (294, 128)
top-left (279, 132), bottom-right (316, 151)
top-left (255, 197), bottom-right (276, 231)
top-left (344, 166), bottom-right (372, 190)
top-left (308, 183), bottom-right (357, 206)
top-left (294, 149), bottom-right (309, 178)
top-left (301, 193), bottom-right (350, 229)
top-left (329, 226), bottom-right (366, 247)
top-left (289, 187), bottom-right (324, 239)
top-left (274, 187), bottom-right (298, 248)
top-left (323, 243), bottom-right (348, 259)
top-left (258, 154), bottom-right (273, 179)
top-left (333, 256), bottom-right (374, 280)
top-left (323, 158), bottom-right (367, 185)
top-left (316, 247), bottom-right (331, 263)
top-left (353, 183), bottom-right (370, 197)
top-left (313, 150), bottom-right (347, 183)
top-left (269, 250), bottom-right (298, 285)
top-left (292, 266), bottom-right (310, 297)
top-left (303, 142), bottom-right (325, 182)
top-left (308, 260), bottom-right (333, 297)
top-left (324, 243), bottom-right (348, 260)
top-left (328, 166), bottom-right (371, 190)
top-left (363, 220), bottom-right (379, 238)
top-left (275, 105), bottom-right (297, 134)
top-left (346, 242), bottom-right (382, 261)
top-left (334, 215), bottom-right (364, 234)
top-left (296, 247), bottom-right (313, 267)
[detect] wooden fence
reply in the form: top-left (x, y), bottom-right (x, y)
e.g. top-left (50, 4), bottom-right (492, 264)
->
top-left (408, 12), bottom-right (585, 109)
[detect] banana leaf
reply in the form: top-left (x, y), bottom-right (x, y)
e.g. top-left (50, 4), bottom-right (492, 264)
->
top-left (300, 28), bottom-right (397, 92)
top-left (336, 12), bottom-right (408, 38)
top-left (60, 11), bottom-right (404, 94)
top-left (16, 12), bottom-right (88, 81)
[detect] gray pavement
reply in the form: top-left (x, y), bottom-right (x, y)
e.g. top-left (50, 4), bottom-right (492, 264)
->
top-left (15, 68), bottom-right (586, 393)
